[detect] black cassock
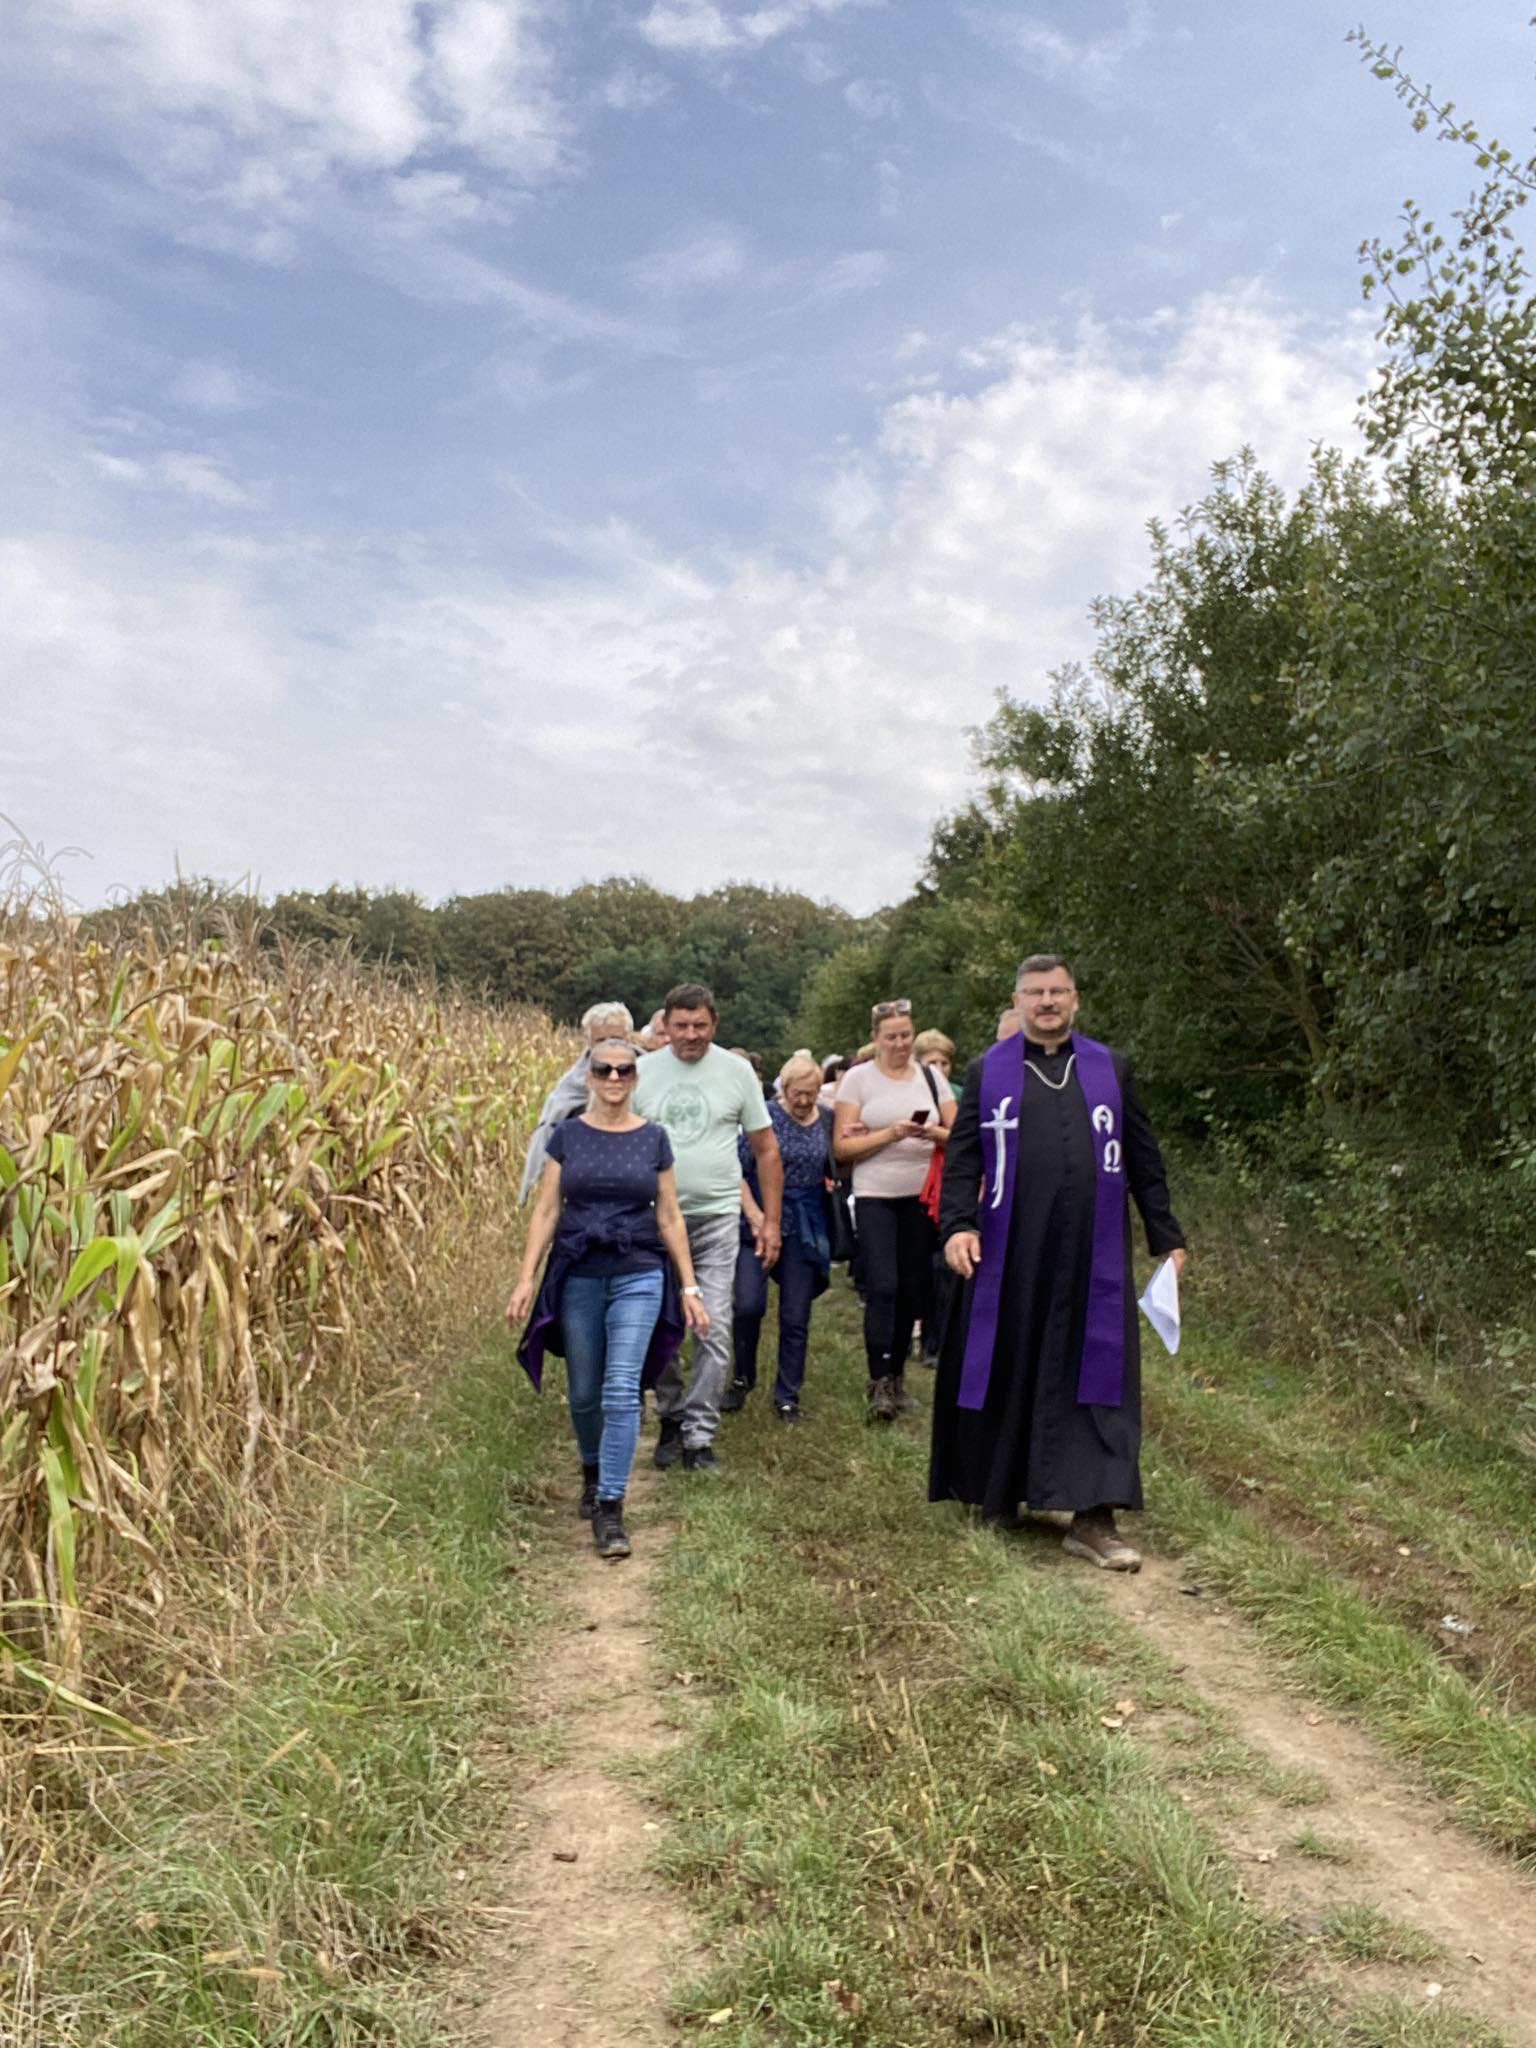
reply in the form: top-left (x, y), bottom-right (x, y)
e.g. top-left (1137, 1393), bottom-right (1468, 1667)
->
top-left (928, 1039), bottom-right (1185, 1518)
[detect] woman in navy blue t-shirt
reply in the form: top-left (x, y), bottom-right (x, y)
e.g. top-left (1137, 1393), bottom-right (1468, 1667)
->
top-left (508, 1039), bottom-right (708, 1560)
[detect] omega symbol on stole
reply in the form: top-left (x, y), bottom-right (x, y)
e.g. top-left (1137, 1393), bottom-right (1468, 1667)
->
top-left (1092, 1103), bottom-right (1123, 1174)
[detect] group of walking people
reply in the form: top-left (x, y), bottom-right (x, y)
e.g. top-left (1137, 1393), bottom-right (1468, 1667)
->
top-left (506, 958), bottom-right (1186, 1573)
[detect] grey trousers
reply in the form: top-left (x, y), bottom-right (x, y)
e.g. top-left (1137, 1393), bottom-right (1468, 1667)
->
top-left (654, 1212), bottom-right (740, 1448)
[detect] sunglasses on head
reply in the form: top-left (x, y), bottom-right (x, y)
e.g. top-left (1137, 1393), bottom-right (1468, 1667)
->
top-left (590, 1059), bottom-right (637, 1079)
top-left (871, 998), bottom-right (912, 1022)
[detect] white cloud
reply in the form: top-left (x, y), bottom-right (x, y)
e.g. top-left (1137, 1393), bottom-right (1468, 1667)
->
top-left (631, 229), bottom-right (749, 296)
top-left (968, 0), bottom-right (1155, 104)
top-left (5, 284), bottom-right (1375, 914)
top-left (844, 78), bottom-right (901, 120)
top-left (167, 360), bottom-right (270, 412)
top-left (637, 0), bottom-right (865, 58)
top-left (86, 445), bottom-right (257, 506)
top-left (805, 249), bottom-right (890, 299)
top-left (596, 66), bottom-right (672, 112)
top-left (18, 0), bottom-right (568, 233)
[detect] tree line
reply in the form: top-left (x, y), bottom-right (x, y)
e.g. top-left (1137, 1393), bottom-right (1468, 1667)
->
top-left (800, 38), bottom-right (1536, 1312)
top-left (87, 877), bottom-right (857, 1074)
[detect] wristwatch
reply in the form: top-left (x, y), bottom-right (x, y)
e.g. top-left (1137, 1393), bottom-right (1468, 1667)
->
top-left (682, 1285), bottom-right (702, 1297)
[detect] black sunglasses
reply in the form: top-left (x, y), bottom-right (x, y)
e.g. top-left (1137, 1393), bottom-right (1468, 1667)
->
top-left (590, 1060), bottom-right (638, 1079)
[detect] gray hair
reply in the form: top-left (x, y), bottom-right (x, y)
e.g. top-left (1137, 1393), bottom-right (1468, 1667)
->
top-left (778, 1052), bottom-right (822, 1092)
top-left (1014, 953), bottom-right (1075, 988)
top-left (581, 1000), bottom-right (634, 1038)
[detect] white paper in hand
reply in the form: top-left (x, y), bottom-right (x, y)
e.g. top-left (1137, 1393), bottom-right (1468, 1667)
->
top-left (1138, 1258), bottom-right (1181, 1355)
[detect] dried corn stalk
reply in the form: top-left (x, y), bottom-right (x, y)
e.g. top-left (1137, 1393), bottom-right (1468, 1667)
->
top-left (0, 910), bottom-right (571, 1698)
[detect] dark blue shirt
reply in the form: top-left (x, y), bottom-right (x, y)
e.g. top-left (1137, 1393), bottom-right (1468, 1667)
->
top-left (547, 1118), bottom-right (675, 1277)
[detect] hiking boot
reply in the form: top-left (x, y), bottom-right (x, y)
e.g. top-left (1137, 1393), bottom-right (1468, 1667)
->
top-left (681, 1444), bottom-right (720, 1475)
top-left (720, 1378), bottom-right (750, 1413)
top-left (653, 1417), bottom-right (684, 1469)
top-left (577, 1464), bottom-right (600, 1519)
top-left (1061, 1511), bottom-right (1141, 1572)
top-left (866, 1376), bottom-right (899, 1424)
top-left (1023, 1506), bottom-right (1074, 1530)
top-left (892, 1374), bottom-right (919, 1414)
top-left (774, 1402), bottom-right (806, 1424)
top-left (592, 1499), bottom-right (631, 1560)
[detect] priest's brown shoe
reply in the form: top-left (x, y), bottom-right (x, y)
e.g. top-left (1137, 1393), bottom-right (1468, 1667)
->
top-left (1061, 1511), bottom-right (1141, 1572)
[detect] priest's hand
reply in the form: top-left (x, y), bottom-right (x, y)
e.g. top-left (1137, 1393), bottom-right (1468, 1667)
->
top-left (945, 1231), bottom-right (981, 1278)
top-left (1169, 1248), bottom-right (1188, 1277)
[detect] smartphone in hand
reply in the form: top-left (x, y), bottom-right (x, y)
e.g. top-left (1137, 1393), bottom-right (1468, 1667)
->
top-left (910, 1107), bottom-right (930, 1125)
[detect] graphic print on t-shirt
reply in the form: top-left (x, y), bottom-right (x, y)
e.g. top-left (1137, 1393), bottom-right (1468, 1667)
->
top-left (652, 1081), bottom-right (711, 1147)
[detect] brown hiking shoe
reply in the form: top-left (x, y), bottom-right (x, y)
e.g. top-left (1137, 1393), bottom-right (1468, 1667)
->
top-left (866, 1376), bottom-right (899, 1423)
top-left (1061, 1511), bottom-right (1141, 1572)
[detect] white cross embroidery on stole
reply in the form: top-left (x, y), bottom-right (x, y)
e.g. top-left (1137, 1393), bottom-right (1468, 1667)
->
top-left (984, 1094), bottom-right (1019, 1210)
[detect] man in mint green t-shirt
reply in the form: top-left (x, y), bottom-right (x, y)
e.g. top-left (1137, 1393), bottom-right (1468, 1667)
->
top-left (634, 983), bottom-right (782, 1472)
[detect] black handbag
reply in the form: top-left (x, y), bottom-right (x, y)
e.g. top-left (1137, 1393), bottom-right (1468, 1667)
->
top-left (819, 1105), bottom-right (857, 1263)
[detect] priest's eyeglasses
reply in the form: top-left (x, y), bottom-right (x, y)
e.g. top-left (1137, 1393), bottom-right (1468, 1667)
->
top-left (1018, 985), bottom-right (1076, 1002)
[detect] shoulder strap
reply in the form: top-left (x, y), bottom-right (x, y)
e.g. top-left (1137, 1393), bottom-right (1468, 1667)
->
top-left (920, 1062), bottom-right (940, 1109)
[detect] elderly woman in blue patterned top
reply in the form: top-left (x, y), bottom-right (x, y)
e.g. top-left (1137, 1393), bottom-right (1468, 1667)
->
top-left (726, 1053), bottom-right (836, 1423)
top-left (507, 1039), bottom-right (708, 1560)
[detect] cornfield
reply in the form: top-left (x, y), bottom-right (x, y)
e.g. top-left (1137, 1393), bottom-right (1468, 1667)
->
top-left (0, 894), bottom-right (571, 1724)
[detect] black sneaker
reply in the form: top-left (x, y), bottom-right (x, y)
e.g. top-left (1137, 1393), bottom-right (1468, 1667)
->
top-left (653, 1417), bottom-right (684, 1469)
top-left (774, 1403), bottom-right (805, 1424)
top-left (577, 1465), bottom-right (600, 1519)
top-left (592, 1500), bottom-right (631, 1560)
top-left (720, 1379), bottom-right (751, 1413)
top-left (681, 1444), bottom-right (720, 1474)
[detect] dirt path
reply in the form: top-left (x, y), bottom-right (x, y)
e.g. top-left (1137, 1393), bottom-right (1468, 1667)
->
top-left (472, 1468), bottom-right (700, 2048)
top-left (1098, 1552), bottom-right (1536, 2044)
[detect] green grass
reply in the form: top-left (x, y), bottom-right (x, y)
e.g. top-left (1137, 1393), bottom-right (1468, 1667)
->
top-left (27, 1252), bottom-right (1529, 2048)
top-left (1140, 1449), bottom-right (1536, 1860)
top-left (24, 1331), bottom-right (567, 2048)
top-left (1317, 1907), bottom-right (1442, 1968)
top-left (1288, 1829), bottom-right (1354, 1863)
top-left (651, 1291), bottom-right (1369, 2048)
top-left (1144, 1334), bottom-right (1536, 1697)
top-left (1341, 1999), bottom-right (1507, 2048)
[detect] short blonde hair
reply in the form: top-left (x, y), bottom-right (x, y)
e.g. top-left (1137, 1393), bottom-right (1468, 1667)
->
top-left (855, 1042), bottom-right (875, 1063)
top-left (778, 1053), bottom-right (821, 1092)
top-left (913, 1029), bottom-right (954, 1062)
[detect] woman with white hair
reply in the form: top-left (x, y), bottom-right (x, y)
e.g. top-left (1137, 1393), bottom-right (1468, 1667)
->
top-left (725, 1053), bottom-right (836, 1423)
top-left (518, 1001), bottom-right (637, 1204)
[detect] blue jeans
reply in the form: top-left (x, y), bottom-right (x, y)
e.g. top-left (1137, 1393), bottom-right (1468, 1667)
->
top-left (560, 1267), bottom-right (664, 1500)
top-left (732, 1235), bottom-right (819, 1408)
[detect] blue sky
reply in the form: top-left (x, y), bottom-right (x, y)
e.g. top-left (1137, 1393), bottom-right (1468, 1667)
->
top-left (4, 0), bottom-right (1530, 913)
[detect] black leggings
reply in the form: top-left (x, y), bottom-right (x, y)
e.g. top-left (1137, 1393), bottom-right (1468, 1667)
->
top-left (855, 1195), bottom-right (936, 1379)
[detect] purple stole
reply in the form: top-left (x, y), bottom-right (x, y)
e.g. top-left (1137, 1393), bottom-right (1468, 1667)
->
top-left (957, 1032), bottom-right (1128, 1412)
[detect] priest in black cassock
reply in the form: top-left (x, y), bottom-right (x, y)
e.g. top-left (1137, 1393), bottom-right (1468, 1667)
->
top-left (928, 955), bottom-right (1186, 1571)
